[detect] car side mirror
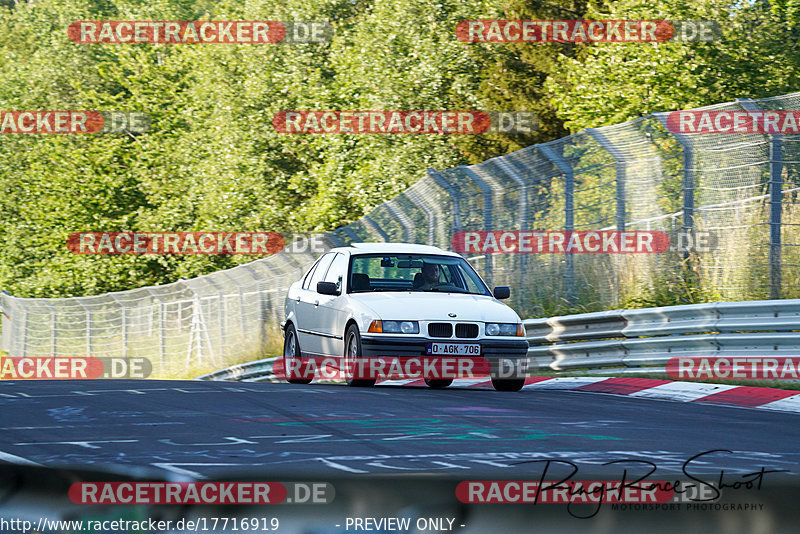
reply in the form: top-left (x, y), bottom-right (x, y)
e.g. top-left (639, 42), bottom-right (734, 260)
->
top-left (317, 281), bottom-right (340, 296)
top-left (493, 286), bottom-right (510, 300)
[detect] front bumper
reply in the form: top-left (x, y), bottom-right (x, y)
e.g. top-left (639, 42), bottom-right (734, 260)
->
top-left (360, 335), bottom-right (529, 379)
top-left (361, 335), bottom-right (528, 358)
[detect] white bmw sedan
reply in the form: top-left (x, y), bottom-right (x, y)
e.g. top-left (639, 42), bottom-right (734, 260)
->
top-left (281, 243), bottom-right (529, 391)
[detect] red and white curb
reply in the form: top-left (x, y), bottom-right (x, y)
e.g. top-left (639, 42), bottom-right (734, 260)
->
top-left (376, 376), bottom-right (800, 414)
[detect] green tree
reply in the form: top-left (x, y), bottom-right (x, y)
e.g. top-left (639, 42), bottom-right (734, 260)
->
top-left (545, 0), bottom-right (800, 131)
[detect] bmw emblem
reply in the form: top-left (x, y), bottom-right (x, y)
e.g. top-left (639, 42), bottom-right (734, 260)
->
top-left (448, 313), bottom-right (457, 317)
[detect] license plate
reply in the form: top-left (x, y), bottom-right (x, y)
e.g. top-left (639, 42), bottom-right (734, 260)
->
top-left (426, 343), bottom-right (481, 356)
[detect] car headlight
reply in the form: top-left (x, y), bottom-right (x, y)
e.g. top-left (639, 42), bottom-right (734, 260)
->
top-left (368, 320), bottom-right (420, 334)
top-left (486, 323), bottom-right (524, 336)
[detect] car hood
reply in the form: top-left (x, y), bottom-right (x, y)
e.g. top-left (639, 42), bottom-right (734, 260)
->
top-left (351, 292), bottom-right (521, 323)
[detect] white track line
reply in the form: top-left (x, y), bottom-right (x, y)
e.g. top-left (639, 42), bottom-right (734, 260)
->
top-left (629, 381), bottom-right (738, 402)
top-left (757, 395), bottom-right (800, 413)
top-left (521, 377), bottom-right (608, 389)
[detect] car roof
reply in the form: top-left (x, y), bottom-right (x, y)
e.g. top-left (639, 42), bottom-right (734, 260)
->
top-left (328, 242), bottom-right (461, 257)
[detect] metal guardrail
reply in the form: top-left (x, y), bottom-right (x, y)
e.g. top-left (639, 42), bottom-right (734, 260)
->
top-left (525, 299), bottom-right (800, 370)
top-left (196, 356), bottom-right (279, 382)
top-left (198, 299), bottom-right (800, 380)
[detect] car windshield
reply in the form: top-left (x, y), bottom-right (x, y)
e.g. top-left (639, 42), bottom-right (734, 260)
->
top-left (348, 253), bottom-right (491, 295)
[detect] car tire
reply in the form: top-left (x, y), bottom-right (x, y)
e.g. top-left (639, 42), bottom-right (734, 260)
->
top-left (283, 324), bottom-right (312, 384)
top-left (344, 324), bottom-right (376, 387)
top-left (491, 377), bottom-right (525, 392)
top-left (424, 378), bottom-right (453, 389)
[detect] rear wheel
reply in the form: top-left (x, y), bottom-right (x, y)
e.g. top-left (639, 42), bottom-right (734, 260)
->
top-left (283, 325), bottom-right (312, 384)
top-left (491, 377), bottom-right (525, 392)
top-left (344, 325), bottom-right (376, 387)
top-left (425, 378), bottom-right (453, 389)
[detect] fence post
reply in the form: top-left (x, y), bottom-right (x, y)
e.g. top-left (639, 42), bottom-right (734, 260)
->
top-left (222, 272), bottom-right (248, 340)
top-left (405, 188), bottom-right (439, 246)
top-left (145, 289), bottom-right (167, 366)
top-left (768, 135), bottom-right (784, 298)
top-left (586, 128), bottom-right (627, 305)
top-left (21, 309), bottom-right (28, 358)
top-left (681, 143), bottom-right (696, 251)
top-left (44, 303), bottom-right (57, 357)
top-left (242, 264), bottom-right (268, 351)
top-left (653, 112), bottom-right (697, 259)
top-left (323, 232), bottom-right (345, 248)
top-left (361, 214), bottom-right (391, 241)
top-left (586, 128), bottom-right (626, 230)
top-left (460, 166), bottom-right (495, 285)
top-left (1, 292), bottom-right (23, 357)
top-left (107, 296), bottom-right (128, 361)
top-left (76, 302), bottom-right (92, 357)
top-left (494, 156), bottom-right (530, 311)
top-left (427, 167), bottom-right (463, 240)
top-left (0, 293), bottom-right (10, 356)
top-left (340, 226), bottom-right (362, 244)
top-left (738, 98), bottom-right (783, 298)
top-left (121, 306), bottom-right (128, 360)
top-left (199, 277), bottom-right (226, 359)
top-left (540, 143), bottom-right (576, 306)
top-left (677, 135), bottom-right (695, 256)
top-left (381, 200), bottom-right (413, 243)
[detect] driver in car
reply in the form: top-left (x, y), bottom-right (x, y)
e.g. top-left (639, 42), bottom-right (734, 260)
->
top-left (414, 262), bottom-right (441, 290)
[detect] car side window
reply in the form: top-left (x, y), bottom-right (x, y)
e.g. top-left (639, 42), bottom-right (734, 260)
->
top-left (451, 265), bottom-right (474, 291)
top-left (307, 252), bottom-right (336, 292)
top-left (323, 253), bottom-right (348, 292)
top-left (440, 265), bottom-right (453, 284)
top-left (301, 260), bottom-right (321, 290)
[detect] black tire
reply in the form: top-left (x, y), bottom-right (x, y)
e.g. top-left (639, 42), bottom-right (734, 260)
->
top-left (491, 377), bottom-right (525, 392)
top-left (344, 324), bottom-right (376, 387)
top-left (425, 378), bottom-right (453, 389)
top-left (283, 324), bottom-right (312, 384)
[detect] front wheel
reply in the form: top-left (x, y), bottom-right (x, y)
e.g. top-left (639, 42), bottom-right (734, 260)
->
top-left (283, 325), bottom-right (312, 384)
top-left (491, 377), bottom-right (525, 392)
top-left (344, 325), bottom-right (376, 387)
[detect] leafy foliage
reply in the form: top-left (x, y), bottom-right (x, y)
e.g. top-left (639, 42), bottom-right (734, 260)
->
top-left (546, 0), bottom-right (800, 131)
top-left (0, 0), bottom-right (795, 307)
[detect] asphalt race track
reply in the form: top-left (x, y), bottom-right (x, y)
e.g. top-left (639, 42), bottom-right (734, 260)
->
top-left (1, 379), bottom-right (798, 484)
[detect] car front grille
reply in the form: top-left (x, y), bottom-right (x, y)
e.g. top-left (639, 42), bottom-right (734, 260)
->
top-left (455, 323), bottom-right (479, 338)
top-left (428, 323), bottom-right (453, 338)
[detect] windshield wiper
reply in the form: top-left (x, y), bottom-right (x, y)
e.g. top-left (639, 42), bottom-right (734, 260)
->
top-left (369, 288), bottom-right (411, 292)
top-left (421, 287), bottom-right (471, 293)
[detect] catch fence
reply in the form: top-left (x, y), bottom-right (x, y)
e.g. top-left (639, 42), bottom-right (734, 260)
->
top-left (3, 93), bottom-right (800, 376)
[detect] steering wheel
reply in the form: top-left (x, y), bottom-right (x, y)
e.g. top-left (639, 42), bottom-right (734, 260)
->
top-left (431, 282), bottom-right (456, 290)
